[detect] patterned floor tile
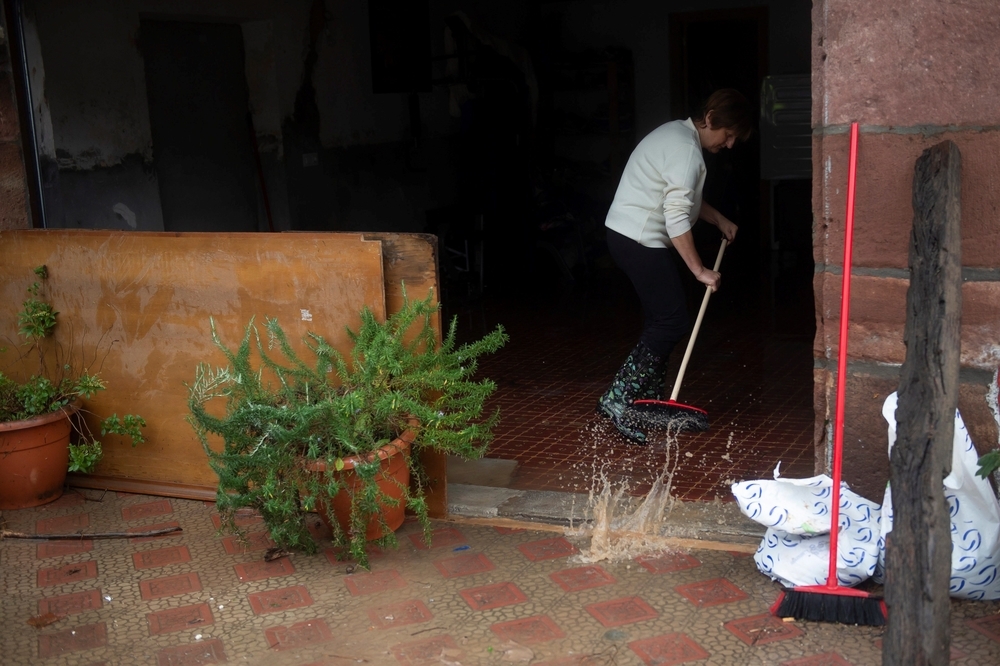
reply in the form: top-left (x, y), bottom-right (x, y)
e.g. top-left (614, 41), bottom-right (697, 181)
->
top-left (550, 565), bottom-right (617, 592)
top-left (37, 623), bottom-right (107, 658)
top-left (628, 633), bottom-right (711, 666)
top-left (3, 489), bottom-right (998, 666)
top-left (39, 492), bottom-right (86, 509)
top-left (367, 599), bottom-right (433, 629)
top-left (491, 615), bottom-right (566, 644)
top-left (725, 613), bottom-right (804, 645)
top-left (263, 618), bottom-right (333, 651)
top-left (139, 572), bottom-right (203, 600)
top-left (37, 560), bottom-right (98, 587)
top-left (408, 527), bottom-right (468, 550)
top-left (36, 512), bottom-right (90, 534)
top-left (636, 550), bottom-right (701, 574)
top-left (234, 557), bottom-right (295, 582)
top-left (780, 653), bottom-right (854, 665)
top-left (586, 596), bottom-right (658, 627)
top-left (874, 638), bottom-right (967, 661)
top-left (122, 499), bottom-right (173, 521)
top-left (146, 603), bottom-right (214, 635)
top-left (967, 613), bottom-right (1000, 643)
top-left (155, 638), bottom-right (227, 666)
top-left (390, 634), bottom-right (460, 665)
top-left (344, 569), bottom-right (407, 595)
top-left (533, 658), bottom-right (598, 666)
top-left (248, 585), bottom-right (315, 615)
top-left (459, 581), bottom-right (528, 610)
top-left (518, 536), bottom-right (579, 561)
top-left (674, 578), bottom-right (750, 607)
top-left (434, 552), bottom-right (495, 578)
top-left (38, 589), bottom-right (103, 616)
top-left (132, 545), bottom-right (192, 570)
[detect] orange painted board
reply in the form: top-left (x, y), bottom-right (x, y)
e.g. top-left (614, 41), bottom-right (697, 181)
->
top-left (363, 232), bottom-right (449, 517)
top-left (0, 230), bottom-right (385, 488)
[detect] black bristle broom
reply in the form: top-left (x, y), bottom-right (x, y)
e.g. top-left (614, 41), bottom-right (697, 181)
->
top-left (628, 238), bottom-right (727, 434)
top-left (770, 122), bottom-right (887, 626)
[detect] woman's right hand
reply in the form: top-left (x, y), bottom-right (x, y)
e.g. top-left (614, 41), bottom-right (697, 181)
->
top-left (696, 267), bottom-right (721, 292)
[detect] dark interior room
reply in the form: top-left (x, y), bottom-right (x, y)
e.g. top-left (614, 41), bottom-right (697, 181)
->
top-left (20, 0), bottom-right (816, 501)
top-left (411, 1), bottom-right (816, 500)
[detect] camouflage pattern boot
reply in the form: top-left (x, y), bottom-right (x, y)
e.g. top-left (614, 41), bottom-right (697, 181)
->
top-left (596, 342), bottom-right (666, 444)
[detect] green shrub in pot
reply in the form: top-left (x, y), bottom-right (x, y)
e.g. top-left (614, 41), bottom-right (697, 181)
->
top-left (187, 287), bottom-right (507, 568)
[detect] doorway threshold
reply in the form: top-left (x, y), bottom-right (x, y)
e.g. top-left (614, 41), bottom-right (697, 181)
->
top-left (446, 482), bottom-right (765, 548)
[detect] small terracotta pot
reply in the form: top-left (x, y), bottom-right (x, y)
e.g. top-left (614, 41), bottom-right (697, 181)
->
top-left (307, 425), bottom-right (415, 541)
top-left (0, 402), bottom-right (79, 509)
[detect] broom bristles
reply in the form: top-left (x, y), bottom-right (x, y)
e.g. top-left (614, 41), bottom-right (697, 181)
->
top-left (628, 400), bottom-right (709, 433)
top-left (771, 587), bottom-right (887, 626)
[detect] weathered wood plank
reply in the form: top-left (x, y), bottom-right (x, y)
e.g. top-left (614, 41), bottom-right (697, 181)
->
top-left (363, 232), bottom-right (449, 519)
top-left (0, 229), bottom-right (385, 492)
top-left (884, 140), bottom-right (961, 665)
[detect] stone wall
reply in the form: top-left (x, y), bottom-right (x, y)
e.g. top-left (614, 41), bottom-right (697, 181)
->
top-left (0, 3), bottom-right (30, 230)
top-left (812, 0), bottom-right (1000, 499)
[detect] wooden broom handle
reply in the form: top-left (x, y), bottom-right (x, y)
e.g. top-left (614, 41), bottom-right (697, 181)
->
top-left (669, 239), bottom-right (728, 402)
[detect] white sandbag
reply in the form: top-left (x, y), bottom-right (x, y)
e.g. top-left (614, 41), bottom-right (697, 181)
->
top-left (733, 466), bottom-right (882, 588)
top-left (874, 392), bottom-right (1000, 600)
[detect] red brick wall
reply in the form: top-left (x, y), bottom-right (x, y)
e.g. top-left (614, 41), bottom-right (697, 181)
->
top-left (813, 0), bottom-right (1000, 499)
top-left (0, 5), bottom-right (29, 230)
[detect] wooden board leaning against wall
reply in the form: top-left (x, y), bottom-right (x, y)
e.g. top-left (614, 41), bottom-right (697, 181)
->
top-left (0, 230), bottom-right (401, 499)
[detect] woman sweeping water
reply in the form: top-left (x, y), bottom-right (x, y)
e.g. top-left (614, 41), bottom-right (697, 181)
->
top-left (597, 89), bottom-right (753, 444)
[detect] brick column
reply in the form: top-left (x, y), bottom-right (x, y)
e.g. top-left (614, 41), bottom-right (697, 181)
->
top-left (0, 1), bottom-right (30, 230)
top-left (812, 0), bottom-right (1000, 499)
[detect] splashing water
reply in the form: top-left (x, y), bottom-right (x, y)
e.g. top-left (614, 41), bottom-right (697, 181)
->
top-left (570, 422), bottom-right (687, 563)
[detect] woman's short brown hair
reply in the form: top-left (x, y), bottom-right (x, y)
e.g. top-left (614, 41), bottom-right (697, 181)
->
top-left (694, 89), bottom-right (753, 142)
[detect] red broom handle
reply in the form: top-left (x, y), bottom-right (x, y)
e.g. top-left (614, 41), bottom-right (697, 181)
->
top-left (828, 122), bottom-right (860, 588)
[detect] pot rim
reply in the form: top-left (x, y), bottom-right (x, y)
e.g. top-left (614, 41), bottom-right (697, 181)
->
top-left (0, 399), bottom-right (81, 433)
top-left (303, 418), bottom-right (418, 472)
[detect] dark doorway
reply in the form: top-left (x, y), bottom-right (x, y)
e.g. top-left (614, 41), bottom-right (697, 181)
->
top-left (670, 9), bottom-right (768, 303)
top-left (141, 20), bottom-right (260, 232)
top-left (447, 7), bottom-right (816, 502)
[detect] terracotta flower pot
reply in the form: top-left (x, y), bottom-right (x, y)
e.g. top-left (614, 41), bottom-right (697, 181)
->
top-left (0, 402), bottom-right (79, 510)
top-left (308, 425), bottom-right (415, 541)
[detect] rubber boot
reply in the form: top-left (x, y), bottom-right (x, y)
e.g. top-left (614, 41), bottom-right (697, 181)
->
top-left (597, 342), bottom-right (666, 444)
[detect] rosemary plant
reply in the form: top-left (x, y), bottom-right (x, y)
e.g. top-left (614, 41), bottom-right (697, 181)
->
top-left (187, 288), bottom-right (507, 567)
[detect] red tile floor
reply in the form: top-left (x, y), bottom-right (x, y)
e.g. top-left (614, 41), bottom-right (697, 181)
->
top-left (5, 253), bottom-right (1000, 665)
top-left (447, 253), bottom-right (817, 501)
top-left (6, 491), bottom-right (1000, 665)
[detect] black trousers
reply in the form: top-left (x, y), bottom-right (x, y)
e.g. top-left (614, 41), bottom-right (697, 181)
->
top-left (606, 228), bottom-right (689, 358)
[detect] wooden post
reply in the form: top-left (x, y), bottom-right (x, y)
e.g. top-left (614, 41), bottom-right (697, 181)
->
top-left (883, 141), bottom-right (962, 665)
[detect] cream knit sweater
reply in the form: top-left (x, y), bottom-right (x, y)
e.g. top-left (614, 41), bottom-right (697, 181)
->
top-left (604, 118), bottom-right (706, 248)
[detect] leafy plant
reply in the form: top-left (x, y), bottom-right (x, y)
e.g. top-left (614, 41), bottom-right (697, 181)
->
top-left (187, 287), bottom-right (507, 568)
top-left (977, 450), bottom-right (1000, 481)
top-left (976, 380), bottom-right (1000, 486)
top-left (1, 266), bottom-right (146, 473)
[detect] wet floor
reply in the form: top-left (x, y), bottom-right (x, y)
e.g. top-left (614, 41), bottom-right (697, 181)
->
top-left (4, 489), bottom-right (1000, 665)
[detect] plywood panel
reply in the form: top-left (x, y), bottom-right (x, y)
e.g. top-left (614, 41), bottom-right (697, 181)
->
top-left (363, 233), bottom-right (448, 517)
top-left (0, 230), bottom-right (385, 491)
